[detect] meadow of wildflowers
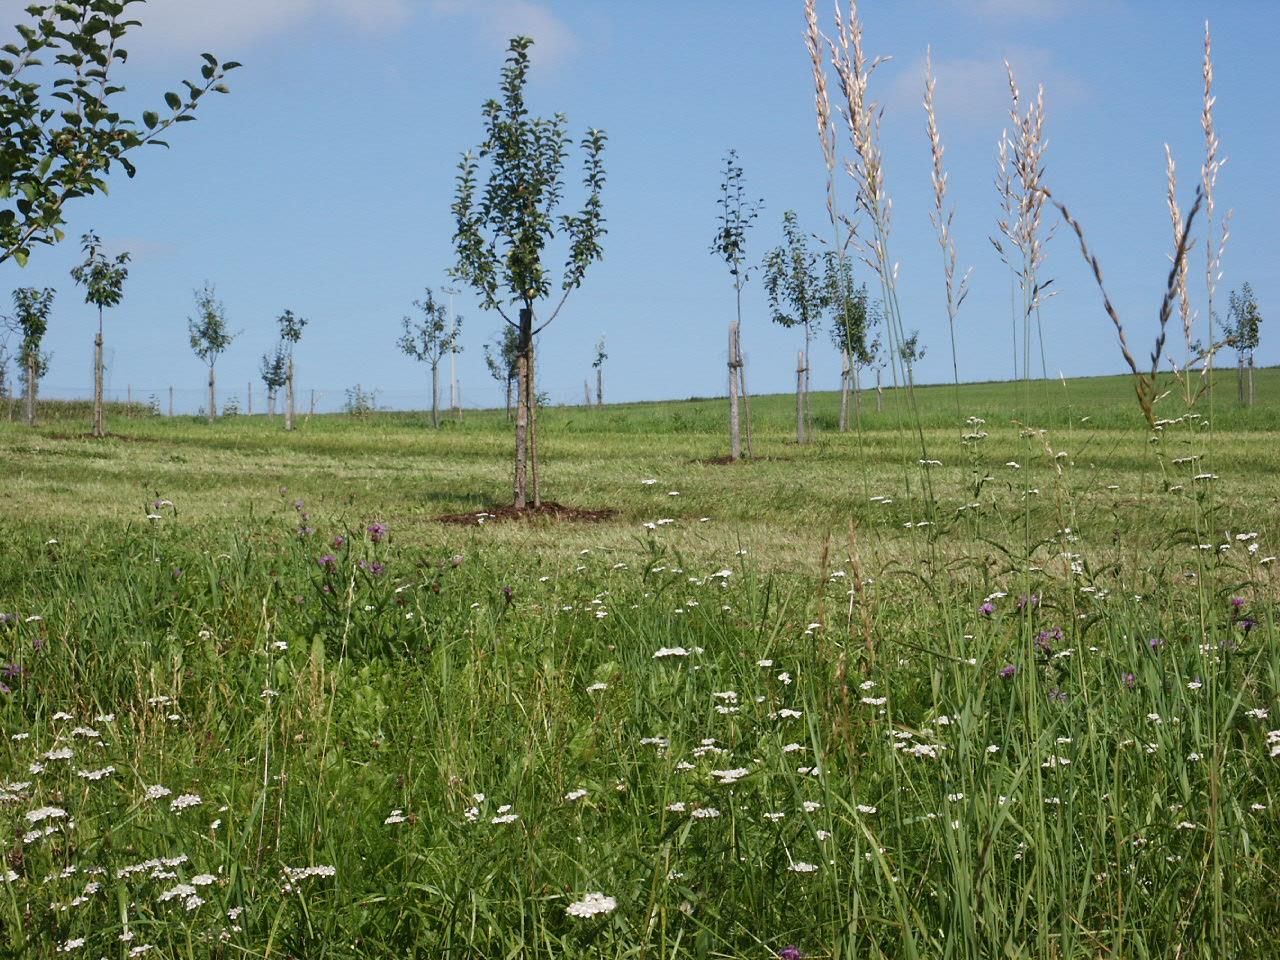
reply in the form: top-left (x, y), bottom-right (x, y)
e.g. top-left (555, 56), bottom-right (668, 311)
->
top-left (0, 374), bottom-right (1277, 958)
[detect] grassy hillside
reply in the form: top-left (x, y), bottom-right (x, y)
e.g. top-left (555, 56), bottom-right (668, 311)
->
top-left (0, 369), bottom-right (1276, 958)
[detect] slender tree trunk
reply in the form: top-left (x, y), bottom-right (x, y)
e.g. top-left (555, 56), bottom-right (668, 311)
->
top-left (875, 367), bottom-right (883, 413)
top-left (853, 365), bottom-right (864, 427)
top-left (92, 318), bottom-right (104, 437)
top-left (1238, 357), bottom-right (1245, 403)
top-left (247, 381), bottom-right (253, 416)
top-left (728, 321), bottom-right (741, 461)
top-left (514, 307), bottom-right (532, 508)
top-left (25, 353), bottom-right (36, 426)
top-left (285, 358), bottom-right (295, 430)
top-left (267, 390), bottom-right (275, 419)
top-left (207, 366), bottom-right (216, 423)
top-left (739, 362), bottom-right (753, 458)
top-left (798, 325), bottom-right (808, 442)
top-left (505, 377), bottom-right (513, 421)
top-left (168, 385), bottom-right (174, 417)
top-left (796, 351), bottom-right (805, 444)
top-left (431, 361), bottom-right (440, 428)
top-left (584, 380), bottom-right (592, 406)
top-left (1248, 355), bottom-right (1255, 406)
top-left (309, 389), bottom-right (316, 419)
top-left (529, 335), bottom-right (540, 507)
top-left (839, 350), bottom-right (851, 432)
top-left (596, 366), bottom-right (603, 408)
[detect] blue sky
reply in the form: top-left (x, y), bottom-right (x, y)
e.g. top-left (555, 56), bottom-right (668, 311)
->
top-left (3, 0), bottom-right (1276, 412)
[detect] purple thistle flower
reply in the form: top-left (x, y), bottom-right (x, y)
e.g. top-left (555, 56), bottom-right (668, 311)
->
top-left (1238, 617), bottom-right (1257, 634)
top-left (1148, 636), bottom-right (1165, 652)
top-left (502, 584), bottom-right (514, 604)
top-left (332, 535), bottom-right (346, 549)
top-left (2, 663), bottom-right (21, 680)
top-left (1122, 672), bottom-right (1137, 689)
top-left (0, 682), bottom-right (9, 696)
top-left (999, 663), bottom-right (1017, 679)
top-left (1230, 597), bottom-right (1246, 609)
top-left (1047, 687), bottom-right (1067, 703)
top-left (0, 613), bottom-right (16, 627)
top-left (318, 554), bottom-right (337, 570)
top-left (297, 526), bottom-right (315, 538)
top-left (979, 602), bottom-right (996, 616)
top-left (1017, 594), bottom-right (1040, 611)
top-left (1036, 627), bottom-right (1063, 654)
top-left (367, 522), bottom-right (388, 543)
top-left (294, 499), bottom-right (305, 511)
top-left (779, 948), bottom-right (803, 960)
top-left (31, 636), bottom-right (43, 652)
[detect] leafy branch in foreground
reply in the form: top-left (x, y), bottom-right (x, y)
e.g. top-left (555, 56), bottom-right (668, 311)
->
top-left (0, 1), bottom-right (239, 267)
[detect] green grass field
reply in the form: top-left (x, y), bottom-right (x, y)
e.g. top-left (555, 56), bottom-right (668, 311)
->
top-left (1, 369), bottom-right (1277, 958)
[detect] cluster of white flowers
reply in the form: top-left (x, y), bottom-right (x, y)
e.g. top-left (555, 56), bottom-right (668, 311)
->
top-left (565, 892), bottom-right (617, 919)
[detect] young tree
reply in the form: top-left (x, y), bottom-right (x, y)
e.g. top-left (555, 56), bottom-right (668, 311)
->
top-left (711, 148), bottom-right (762, 460)
top-left (483, 325), bottom-right (520, 420)
top-left (69, 232), bottom-right (128, 437)
top-left (1223, 283), bottom-right (1263, 405)
top-left (452, 36), bottom-right (607, 508)
top-left (276, 309), bottom-right (308, 430)
top-left (826, 254), bottom-right (879, 430)
top-left (899, 331), bottom-right (927, 391)
top-left (592, 335), bottom-right (606, 407)
top-left (397, 288), bottom-right (461, 429)
top-left (11, 287), bottom-right (54, 426)
top-left (0, 4), bottom-right (237, 269)
top-left (259, 344), bottom-right (287, 418)
top-left (188, 283), bottom-right (232, 422)
top-left (763, 210), bottom-right (825, 442)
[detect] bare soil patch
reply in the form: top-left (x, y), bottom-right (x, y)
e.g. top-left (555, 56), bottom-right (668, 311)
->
top-left (434, 501), bottom-right (617, 526)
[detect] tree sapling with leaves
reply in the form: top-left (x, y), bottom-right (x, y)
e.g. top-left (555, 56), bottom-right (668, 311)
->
top-left (711, 149), bottom-right (762, 461)
top-left (592, 335), bottom-right (606, 408)
top-left (259, 345), bottom-right (287, 419)
top-left (483, 325), bottom-right (520, 420)
top-left (1222, 283), bottom-right (1263, 405)
top-left (10, 286), bottom-right (53, 426)
top-left (453, 36), bottom-right (607, 508)
top-left (763, 210), bottom-right (825, 443)
top-left (826, 255), bottom-right (879, 430)
top-left (397, 288), bottom-right (461, 429)
top-left (69, 232), bottom-right (128, 437)
top-left (276, 309), bottom-right (307, 430)
top-left (0, 4), bottom-right (238, 268)
top-left (188, 283), bottom-right (233, 423)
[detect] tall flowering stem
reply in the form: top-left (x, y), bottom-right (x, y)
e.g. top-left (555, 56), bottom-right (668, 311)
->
top-left (992, 65), bottom-right (1053, 399)
top-left (923, 48), bottom-right (970, 423)
top-left (826, 0), bottom-right (935, 510)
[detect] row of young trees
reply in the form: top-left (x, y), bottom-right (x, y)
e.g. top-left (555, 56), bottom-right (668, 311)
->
top-left (0, 275), bottom-right (309, 428)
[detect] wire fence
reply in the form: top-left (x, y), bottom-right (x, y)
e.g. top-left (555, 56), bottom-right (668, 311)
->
top-left (0, 378), bottom-right (606, 419)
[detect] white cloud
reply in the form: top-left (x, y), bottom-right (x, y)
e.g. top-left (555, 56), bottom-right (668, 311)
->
top-left (429, 0), bottom-right (578, 67)
top-left (0, 0), bottom-right (413, 56)
top-left (963, 0), bottom-right (1084, 21)
top-left (886, 46), bottom-right (1088, 134)
top-left (0, 0), bottom-right (577, 66)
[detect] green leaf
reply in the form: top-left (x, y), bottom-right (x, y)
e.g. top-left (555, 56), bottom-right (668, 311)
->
top-left (14, 249), bottom-right (28, 268)
top-left (142, 110), bottom-right (158, 129)
top-left (164, 91), bottom-right (181, 111)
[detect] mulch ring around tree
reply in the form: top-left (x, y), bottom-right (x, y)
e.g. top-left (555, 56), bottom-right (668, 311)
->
top-left (433, 501), bottom-right (617, 526)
